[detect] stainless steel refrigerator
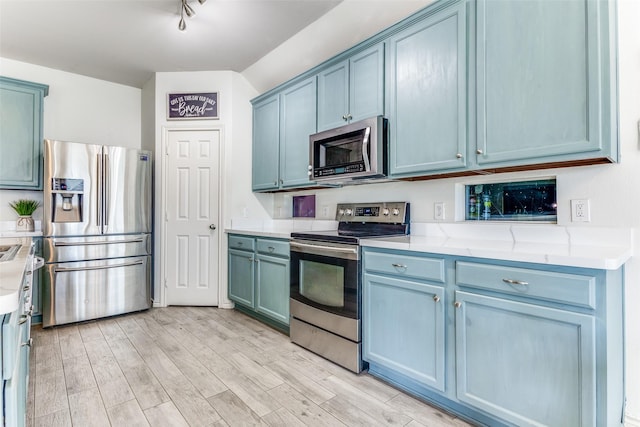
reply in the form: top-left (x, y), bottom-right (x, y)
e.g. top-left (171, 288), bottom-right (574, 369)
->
top-left (42, 140), bottom-right (152, 327)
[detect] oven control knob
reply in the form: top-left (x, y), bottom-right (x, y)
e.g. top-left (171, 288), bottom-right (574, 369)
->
top-left (392, 208), bottom-right (400, 216)
top-left (382, 208), bottom-right (390, 216)
top-left (338, 209), bottom-right (345, 216)
top-left (345, 209), bottom-right (353, 216)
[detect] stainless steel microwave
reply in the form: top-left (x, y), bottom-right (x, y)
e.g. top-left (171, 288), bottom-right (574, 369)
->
top-left (309, 116), bottom-right (387, 183)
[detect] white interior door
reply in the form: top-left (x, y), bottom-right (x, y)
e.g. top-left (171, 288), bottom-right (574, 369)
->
top-left (165, 129), bottom-right (220, 306)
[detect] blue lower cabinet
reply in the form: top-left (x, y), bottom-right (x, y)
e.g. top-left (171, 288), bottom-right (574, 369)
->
top-left (228, 235), bottom-right (290, 332)
top-left (228, 248), bottom-right (255, 308)
top-left (2, 261), bottom-right (33, 427)
top-left (256, 253), bottom-right (289, 325)
top-left (454, 291), bottom-right (595, 426)
top-left (362, 247), bottom-right (624, 427)
top-left (363, 273), bottom-right (445, 392)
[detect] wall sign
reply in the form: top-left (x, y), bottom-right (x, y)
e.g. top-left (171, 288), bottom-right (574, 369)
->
top-left (167, 92), bottom-right (218, 120)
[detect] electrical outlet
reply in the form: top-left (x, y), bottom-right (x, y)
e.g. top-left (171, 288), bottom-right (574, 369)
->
top-left (434, 202), bottom-right (445, 220)
top-left (571, 199), bottom-right (590, 222)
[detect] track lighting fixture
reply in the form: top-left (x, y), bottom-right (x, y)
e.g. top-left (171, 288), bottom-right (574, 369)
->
top-left (178, 0), bottom-right (206, 31)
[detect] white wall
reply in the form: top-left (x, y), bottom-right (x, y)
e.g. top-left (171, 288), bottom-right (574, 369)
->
top-left (240, 0), bottom-right (640, 423)
top-left (0, 58), bottom-right (141, 222)
top-left (149, 71), bottom-right (270, 306)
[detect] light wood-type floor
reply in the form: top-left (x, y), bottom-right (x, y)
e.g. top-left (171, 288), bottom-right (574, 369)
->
top-left (27, 307), bottom-right (474, 427)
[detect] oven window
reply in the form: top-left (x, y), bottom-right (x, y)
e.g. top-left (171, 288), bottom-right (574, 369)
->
top-left (299, 260), bottom-right (345, 307)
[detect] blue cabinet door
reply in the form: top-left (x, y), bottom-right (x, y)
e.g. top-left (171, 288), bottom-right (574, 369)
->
top-left (387, 1), bottom-right (468, 176)
top-left (363, 273), bottom-right (445, 392)
top-left (256, 253), bottom-right (290, 325)
top-left (279, 77), bottom-right (317, 188)
top-left (251, 95), bottom-right (280, 191)
top-left (0, 77), bottom-right (48, 190)
top-left (317, 60), bottom-right (349, 131)
top-left (349, 44), bottom-right (385, 124)
top-left (454, 291), bottom-right (596, 426)
top-left (317, 44), bottom-right (384, 131)
top-left (228, 248), bottom-right (255, 308)
top-left (475, 0), bottom-right (617, 166)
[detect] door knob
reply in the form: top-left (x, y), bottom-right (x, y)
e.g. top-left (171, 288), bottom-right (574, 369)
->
top-left (209, 224), bottom-right (216, 230)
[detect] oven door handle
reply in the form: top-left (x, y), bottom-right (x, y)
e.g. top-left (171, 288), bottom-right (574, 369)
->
top-left (290, 241), bottom-right (358, 260)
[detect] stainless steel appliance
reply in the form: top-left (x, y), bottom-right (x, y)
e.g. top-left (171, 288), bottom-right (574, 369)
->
top-left (309, 116), bottom-right (387, 183)
top-left (42, 140), bottom-right (152, 327)
top-left (290, 202), bottom-right (410, 373)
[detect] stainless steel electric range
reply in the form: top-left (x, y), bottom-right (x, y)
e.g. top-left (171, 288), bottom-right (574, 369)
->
top-left (289, 202), bottom-right (410, 373)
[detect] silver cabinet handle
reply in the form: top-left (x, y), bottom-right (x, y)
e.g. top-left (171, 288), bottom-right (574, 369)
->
top-left (456, 153), bottom-right (463, 159)
top-left (54, 260), bottom-right (144, 273)
top-left (19, 315), bottom-right (29, 325)
top-left (342, 114), bottom-right (348, 121)
top-left (476, 149), bottom-right (483, 155)
top-left (54, 237), bottom-right (144, 247)
top-left (22, 338), bottom-right (33, 348)
top-left (268, 246), bottom-right (275, 252)
top-left (209, 224), bottom-right (216, 230)
top-left (454, 301), bottom-right (462, 308)
top-left (391, 263), bottom-right (407, 268)
top-left (433, 295), bottom-right (440, 303)
top-left (502, 278), bottom-right (529, 286)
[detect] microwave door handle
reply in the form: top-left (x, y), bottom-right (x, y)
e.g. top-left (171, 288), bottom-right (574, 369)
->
top-left (362, 126), bottom-right (371, 171)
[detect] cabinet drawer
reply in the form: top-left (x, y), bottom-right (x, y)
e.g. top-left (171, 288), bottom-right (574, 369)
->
top-left (456, 262), bottom-right (595, 309)
top-left (256, 239), bottom-right (289, 258)
top-left (228, 235), bottom-right (255, 251)
top-left (364, 251), bottom-right (445, 283)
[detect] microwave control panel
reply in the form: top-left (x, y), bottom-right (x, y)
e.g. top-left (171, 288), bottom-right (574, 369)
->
top-left (314, 162), bottom-right (365, 178)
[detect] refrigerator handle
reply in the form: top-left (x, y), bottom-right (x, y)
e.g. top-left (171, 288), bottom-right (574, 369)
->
top-left (104, 153), bottom-right (110, 228)
top-left (97, 153), bottom-right (103, 228)
top-left (54, 260), bottom-right (144, 273)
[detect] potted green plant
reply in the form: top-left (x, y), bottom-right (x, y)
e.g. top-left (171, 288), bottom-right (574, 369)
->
top-left (9, 199), bottom-right (40, 232)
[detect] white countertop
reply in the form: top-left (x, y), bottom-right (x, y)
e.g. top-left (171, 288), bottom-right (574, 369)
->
top-left (226, 220), bottom-right (633, 271)
top-left (0, 220), bottom-right (43, 238)
top-left (361, 235), bottom-right (631, 270)
top-left (0, 237), bottom-right (32, 314)
top-left (226, 229), bottom-right (291, 239)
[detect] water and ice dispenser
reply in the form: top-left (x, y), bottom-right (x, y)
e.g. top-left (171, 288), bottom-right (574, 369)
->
top-left (51, 178), bottom-right (84, 223)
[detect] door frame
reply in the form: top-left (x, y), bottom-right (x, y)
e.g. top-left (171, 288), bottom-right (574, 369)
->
top-left (157, 125), bottom-right (229, 308)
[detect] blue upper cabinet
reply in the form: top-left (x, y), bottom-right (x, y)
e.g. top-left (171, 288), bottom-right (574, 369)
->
top-left (387, 1), bottom-right (468, 177)
top-left (475, 0), bottom-right (618, 166)
top-left (251, 0), bottom-right (619, 191)
top-left (252, 94), bottom-right (280, 191)
top-left (317, 43), bottom-right (384, 132)
top-left (0, 76), bottom-right (49, 190)
top-left (252, 76), bottom-right (317, 192)
top-left (279, 76), bottom-right (317, 188)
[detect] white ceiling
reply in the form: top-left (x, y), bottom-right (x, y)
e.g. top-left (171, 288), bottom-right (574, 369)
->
top-left (0, 0), bottom-right (342, 88)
